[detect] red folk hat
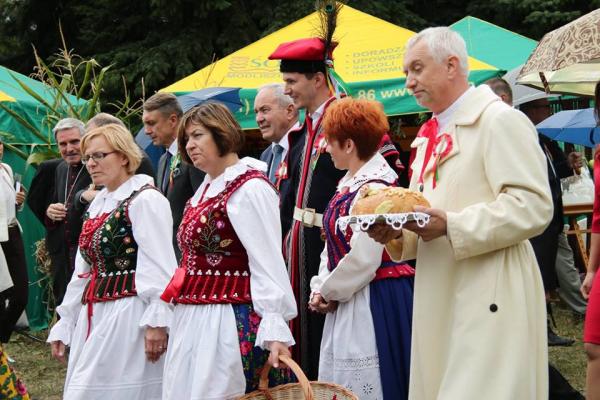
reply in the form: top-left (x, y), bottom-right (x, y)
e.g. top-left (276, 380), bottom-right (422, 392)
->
top-left (269, 37), bottom-right (337, 73)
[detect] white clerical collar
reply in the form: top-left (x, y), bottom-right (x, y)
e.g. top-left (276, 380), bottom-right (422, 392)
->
top-left (434, 85), bottom-right (475, 130)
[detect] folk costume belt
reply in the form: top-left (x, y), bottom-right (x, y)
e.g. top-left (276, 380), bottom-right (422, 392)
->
top-left (293, 206), bottom-right (323, 228)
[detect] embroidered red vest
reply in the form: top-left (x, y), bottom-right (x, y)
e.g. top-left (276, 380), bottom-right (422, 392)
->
top-left (173, 169), bottom-right (271, 305)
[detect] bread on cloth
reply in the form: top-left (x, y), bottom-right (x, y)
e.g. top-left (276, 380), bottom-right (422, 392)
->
top-left (352, 187), bottom-right (430, 215)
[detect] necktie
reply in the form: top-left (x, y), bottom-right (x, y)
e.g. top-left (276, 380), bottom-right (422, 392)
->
top-left (162, 152), bottom-right (173, 193)
top-left (269, 144), bottom-right (284, 184)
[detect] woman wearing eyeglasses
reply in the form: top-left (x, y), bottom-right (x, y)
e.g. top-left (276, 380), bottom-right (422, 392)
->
top-left (47, 124), bottom-right (177, 400)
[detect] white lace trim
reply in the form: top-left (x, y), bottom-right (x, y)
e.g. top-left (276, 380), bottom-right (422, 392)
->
top-left (255, 312), bottom-right (295, 349)
top-left (337, 212), bottom-right (430, 233)
top-left (138, 299), bottom-right (173, 329)
top-left (47, 318), bottom-right (73, 346)
top-left (320, 351), bottom-right (383, 399)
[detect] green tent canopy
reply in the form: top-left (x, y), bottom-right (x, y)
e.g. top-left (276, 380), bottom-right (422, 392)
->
top-left (1, 65), bottom-right (87, 330)
top-left (450, 16), bottom-right (538, 71)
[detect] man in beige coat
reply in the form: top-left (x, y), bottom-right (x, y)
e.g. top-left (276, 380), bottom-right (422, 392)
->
top-left (370, 27), bottom-right (552, 399)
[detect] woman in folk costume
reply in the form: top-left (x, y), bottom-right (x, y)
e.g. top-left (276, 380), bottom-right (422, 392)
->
top-left (48, 124), bottom-right (177, 399)
top-left (160, 102), bottom-right (297, 399)
top-left (309, 98), bottom-right (414, 400)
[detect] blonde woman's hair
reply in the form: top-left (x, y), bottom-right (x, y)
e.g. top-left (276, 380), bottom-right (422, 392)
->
top-left (81, 123), bottom-right (142, 174)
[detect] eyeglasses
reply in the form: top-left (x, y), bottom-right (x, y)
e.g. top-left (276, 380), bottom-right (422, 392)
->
top-left (82, 151), bottom-right (116, 163)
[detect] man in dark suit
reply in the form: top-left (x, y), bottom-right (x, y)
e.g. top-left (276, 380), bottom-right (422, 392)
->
top-left (27, 158), bottom-right (62, 224)
top-left (255, 83), bottom-right (301, 237)
top-left (269, 38), bottom-right (347, 379)
top-left (521, 97), bottom-right (583, 347)
top-left (45, 118), bottom-right (92, 306)
top-left (142, 93), bottom-right (204, 259)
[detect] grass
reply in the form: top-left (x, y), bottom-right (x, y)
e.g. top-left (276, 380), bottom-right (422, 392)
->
top-left (2, 302), bottom-right (588, 399)
top-left (548, 302), bottom-right (587, 394)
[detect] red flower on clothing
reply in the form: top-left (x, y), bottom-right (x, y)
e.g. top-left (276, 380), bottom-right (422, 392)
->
top-left (240, 341), bottom-right (253, 356)
top-left (249, 312), bottom-right (261, 329)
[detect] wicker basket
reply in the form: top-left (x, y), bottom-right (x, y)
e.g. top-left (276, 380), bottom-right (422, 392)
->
top-left (239, 355), bottom-right (357, 400)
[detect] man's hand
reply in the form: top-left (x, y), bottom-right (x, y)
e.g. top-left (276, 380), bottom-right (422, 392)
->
top-left (367, 223), bottom-right (403, 244)
top-left (567, 152), bottom-right (583, 170)
top-left (403, 205), bottom-right (447, 242)
top-left (144, 326), bottom-right (168, 363)
top-left (51, 341), bottom-right (67, 364)
top-left (46, 203), bottom-right (67, 222)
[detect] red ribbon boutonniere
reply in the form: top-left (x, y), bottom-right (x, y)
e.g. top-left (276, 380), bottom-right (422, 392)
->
top-left (310, 135), bottom-right (328, 170)
top-left (430, 133), bottom-right (453, 188)
top-left (274, 160), bottom-right (288, 189)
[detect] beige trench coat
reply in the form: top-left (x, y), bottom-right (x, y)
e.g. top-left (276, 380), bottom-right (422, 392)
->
top-left (401, 85), bottom-right (552, 400)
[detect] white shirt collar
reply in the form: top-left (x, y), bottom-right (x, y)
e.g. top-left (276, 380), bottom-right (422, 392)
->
top-left (310, 97), bottom-right (334, 125)
top-left (272, 120), bottom-right (300, 152)
top-left (88, 174), bottom-right (154, 216)
top-left (167, 139), bottom-right (178, 156)
top-left (191, 158), bottom-right (266, 205)
top-left (434, 85), bottom-right (475, 131)
top-left (338, 153), bottom-right (398, 192)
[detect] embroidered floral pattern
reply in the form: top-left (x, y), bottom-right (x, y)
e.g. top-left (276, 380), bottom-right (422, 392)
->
top-left (232, 304), bottom-right (291, 393)
top-left (79, 185), bottom-right (155, 302)
top-left (0, 346), bottom-right (30, 400)
top-left (173, 170), bottom-right (267, 304)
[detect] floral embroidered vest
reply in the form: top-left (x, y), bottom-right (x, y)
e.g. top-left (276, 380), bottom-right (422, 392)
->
top-left (174, 169), bottom-right (271, 304)
top-left (323, 179), bottom-right (415, 278)
top-left (79, 184), bottom-right (154, 304)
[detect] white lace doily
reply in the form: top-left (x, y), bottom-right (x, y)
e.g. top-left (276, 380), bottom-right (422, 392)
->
top-left (336, 212), bottom-right (430, 233)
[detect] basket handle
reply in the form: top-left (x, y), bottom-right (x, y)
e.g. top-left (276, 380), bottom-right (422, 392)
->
top-left (258, 354), bottom-right (314, 400)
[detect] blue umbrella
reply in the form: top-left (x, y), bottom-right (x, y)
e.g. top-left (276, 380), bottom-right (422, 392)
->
top-left (536, 108), bottom-right (600, 148)
top-left (135, 87), bottom-right (242, 169)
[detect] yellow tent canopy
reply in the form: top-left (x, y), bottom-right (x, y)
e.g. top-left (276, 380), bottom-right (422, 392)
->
top-left (0, 91), bottom-right (15, 102)
top-left (163, 5), bottom-right (500, 128)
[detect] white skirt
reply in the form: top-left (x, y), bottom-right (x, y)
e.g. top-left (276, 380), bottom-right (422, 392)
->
top-left (64, 297), bottom-right (164, 400)
top-left (318, 285), bottom-right (383, 399)
top-left (162, 303), bottom-right (246, 400)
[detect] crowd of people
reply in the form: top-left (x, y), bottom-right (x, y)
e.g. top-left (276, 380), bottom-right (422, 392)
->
top-left (0, 24), bottom-right (599, 400)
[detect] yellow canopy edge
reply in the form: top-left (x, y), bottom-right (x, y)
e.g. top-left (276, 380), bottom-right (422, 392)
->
top-left (163, 5), bottom-right (496, 93)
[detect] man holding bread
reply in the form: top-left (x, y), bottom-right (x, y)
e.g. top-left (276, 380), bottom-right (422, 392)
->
top-left (369, 27), bottom-right (553, 399)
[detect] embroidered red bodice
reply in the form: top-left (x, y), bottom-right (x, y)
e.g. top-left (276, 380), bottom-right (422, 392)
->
top-left (172, 169), bottom-right (271, 304)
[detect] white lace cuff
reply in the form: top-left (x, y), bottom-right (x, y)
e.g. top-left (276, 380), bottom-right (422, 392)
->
top-left (255, 312), bottom-right (295, 350)
top-left (138, 299), bottom-right (173, 329)
top-left (47, 319), bottom-right (73, 346)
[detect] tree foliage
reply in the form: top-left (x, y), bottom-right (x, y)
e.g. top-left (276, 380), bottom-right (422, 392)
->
top-left (0, 0), bottom-right (597, 110)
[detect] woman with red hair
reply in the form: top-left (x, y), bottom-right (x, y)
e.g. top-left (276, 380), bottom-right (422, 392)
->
top-left (309, 98), bottom-right (414, 399)
top-left (582, 80), bottom-right (600, 399)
